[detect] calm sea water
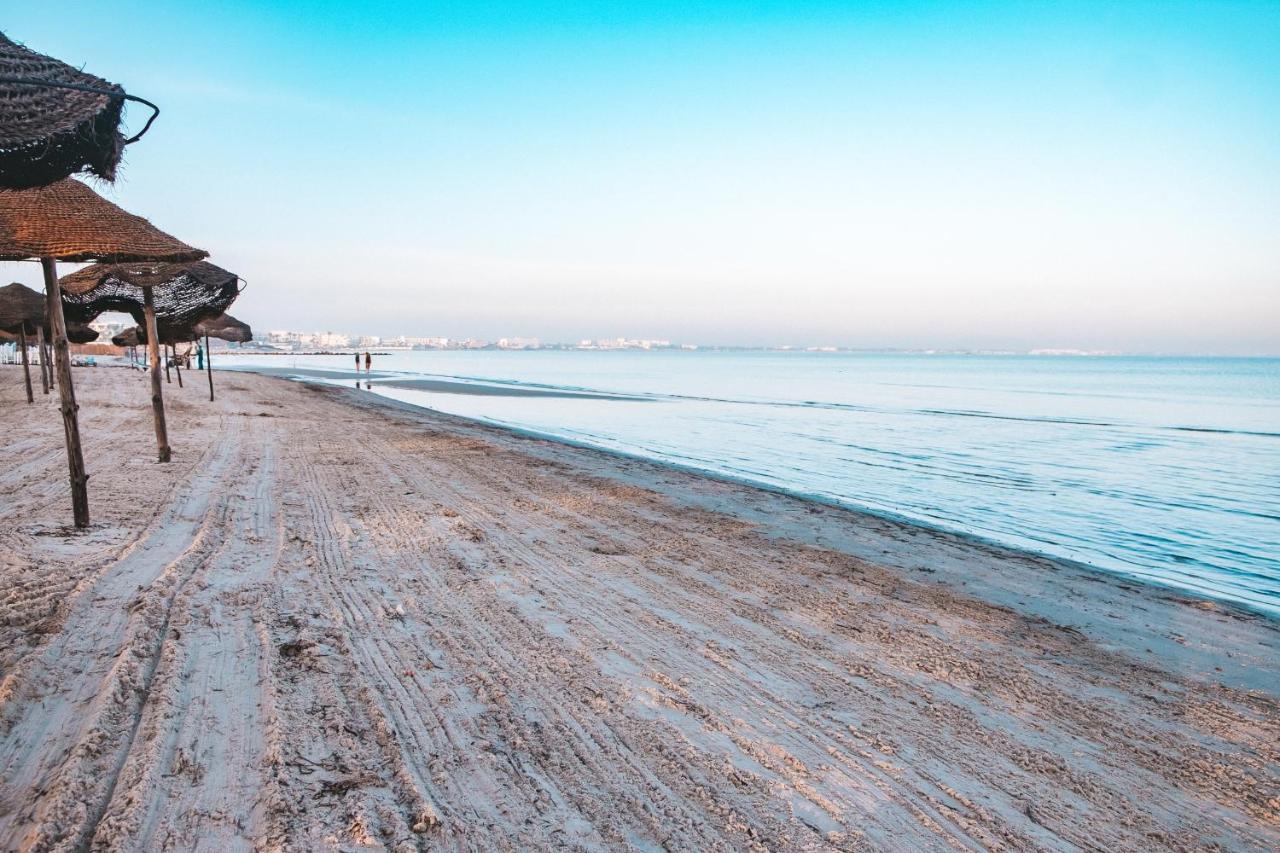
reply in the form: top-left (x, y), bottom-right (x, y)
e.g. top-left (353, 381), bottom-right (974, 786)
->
top-left (230, 351), bottom-right (1280, 615)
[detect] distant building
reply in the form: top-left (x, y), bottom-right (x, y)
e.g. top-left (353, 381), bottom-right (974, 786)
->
top-left (386, 335), bottom-right (449, 349)
top-left (315, 332), bottom-right (350, 348)
top-left (497, 337), bottom-right (540, 349)
top-left (581, 337), bottom-right (673, 350)
top-left (263, 330), bottom-right (351, 349)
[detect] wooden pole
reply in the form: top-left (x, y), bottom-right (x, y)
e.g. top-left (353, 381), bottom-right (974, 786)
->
top-left (42, 258), bottom-right (90, 528)
top-left (173, 344), bottom-right (183, 388)
top-left (143, 286), bottom-right (171, 463)
top-left (19, 325), bottom-right (33, 403)
top-left (36, 324), bottom-right (50, 394)
top-left (205, 332), bottom-right (214, 402)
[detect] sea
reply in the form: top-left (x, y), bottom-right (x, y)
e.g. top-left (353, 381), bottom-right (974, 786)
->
top-left (227, 351), bottom-right (1280, 616)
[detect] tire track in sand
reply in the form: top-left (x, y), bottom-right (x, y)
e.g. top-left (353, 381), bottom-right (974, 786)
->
top-left (0, 428), bottom-right (247, 851)
top-left (88, 420), bottom-right (285, 850)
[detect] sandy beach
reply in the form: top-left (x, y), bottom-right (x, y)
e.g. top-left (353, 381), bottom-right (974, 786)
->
top-left (1, 363), bottom-right (1277, 851)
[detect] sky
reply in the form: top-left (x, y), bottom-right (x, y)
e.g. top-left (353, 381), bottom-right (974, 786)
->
top-left (4, 1), bottom-right (1279, 352)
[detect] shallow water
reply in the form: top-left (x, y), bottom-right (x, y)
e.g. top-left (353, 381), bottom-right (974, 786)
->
top-left (230, 351), bottom-right (1280, 615)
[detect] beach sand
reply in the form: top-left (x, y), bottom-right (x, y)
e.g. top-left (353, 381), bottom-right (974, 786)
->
top-left (1, 364), bottom-right (1276, 851)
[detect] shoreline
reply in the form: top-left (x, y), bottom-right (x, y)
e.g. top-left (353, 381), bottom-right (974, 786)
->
top-left (246, 362), bottom-right (1280, 629)
top-left (313, 374), bottom-right (1280, 692)
top-left (2, 365), bottom-right (1277, 849)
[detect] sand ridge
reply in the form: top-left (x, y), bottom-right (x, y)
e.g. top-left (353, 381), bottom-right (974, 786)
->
top-left (1, 364), bottom-right (1277, 850)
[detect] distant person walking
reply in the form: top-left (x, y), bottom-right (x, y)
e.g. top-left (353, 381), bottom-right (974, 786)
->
top-left (355, 351), bottom-right (360, 371)
top-left (196, 344), bottom-right (204, 371)
top-left (364, 351), bottom-right (372, 372)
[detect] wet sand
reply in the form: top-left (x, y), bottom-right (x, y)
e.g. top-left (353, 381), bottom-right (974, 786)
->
top-left (1, 364), bottom-right (1277, 851)
top-left (247, 365), bottom-right (647, 399)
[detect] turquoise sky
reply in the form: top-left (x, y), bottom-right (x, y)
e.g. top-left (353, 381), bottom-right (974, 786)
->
top-left (5, 1), bottom-right (1278, 351)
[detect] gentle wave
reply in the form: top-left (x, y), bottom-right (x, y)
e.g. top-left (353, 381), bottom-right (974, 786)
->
top-left (366, 368), bottom-right (1280, 438)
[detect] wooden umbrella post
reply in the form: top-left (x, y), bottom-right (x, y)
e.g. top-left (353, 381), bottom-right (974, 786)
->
top-left (205, 332), bottom-right (214, 402)
top-left (42, 258), bottom-right (90, 528)
top-left (18, 325), bottom-right (33, 403)
top-left (143, 286), bottom-right (171, 462)
top-left (36, 324), bottom-right (50, 394)
top-left (174, 344), bottom-right (183, 387)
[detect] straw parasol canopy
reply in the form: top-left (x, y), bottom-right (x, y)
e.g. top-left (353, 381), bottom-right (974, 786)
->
top-left (111, 324), bottom-right (179, 347)
top-left (0, 281), bottom-right (102, 341)
top-left (111, 326), bottom-right (140, 348)
top-left (0, 281), bottom-right (44, 333)
top-left (65, 321), bottom-right (98, 344)
top-left (0, 31), bottom-right (158, 189)
top-left (60, 260), bottom-right (240, 338)
top-left (111, 312), bottom-right (252, 346)
top-left (0, 178), bottom-right (207, 263)
top-left (195, 312), bottom-right (252, 343)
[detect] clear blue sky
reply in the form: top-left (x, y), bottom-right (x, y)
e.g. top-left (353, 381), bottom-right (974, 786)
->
top-left (5, 1), bottom-right (1278, 352)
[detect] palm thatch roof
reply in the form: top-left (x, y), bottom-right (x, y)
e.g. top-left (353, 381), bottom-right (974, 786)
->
top-left (0, 32), bottom-right (158, 189)
top-left (111, 326), bottom-right (139, 347)
top-left (113, 312), bottom-right (251, 346)
top-left (60, 259), bottom-right (235, 295)
top-left (194, 312), bottom-right (252, 343)
top-left (0, 281), bottom-right (45, 333)
top-left (0, 281), bottom-right (102, 342)
top-left (0, 178), bottom-right (206, 262)
top-left (60, 260), bottom-right (240, 340)
top-left (65, 320), bottom-right (98, 344)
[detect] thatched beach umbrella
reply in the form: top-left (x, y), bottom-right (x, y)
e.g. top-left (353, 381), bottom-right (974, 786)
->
top-left (0, 178), bottom-right (205, 525)
top-left (64, 321), bottom-right (99, 344)
top-left (0, 280), bottom-right (44, 331)
top-left (0, 31), bottom-right (159, 189)
top-left (111, 326), bottom-right (139, 348)
top-left (104, 311), bottom-right (250, 402)
top-left (61, 258), bottom-right (240, 419)
top-left (194, 312), bottom-right (252, 344)
top-left (109, 325), bottom-right (146, 369)
top-left (0, 281), bottom-right (44, 401)
top-left (0, 282), bottom-right (97, 401)
top-left (112, 325), bottom-right (173, 373)
top-left (60, 261), bottom-right (241, 339)
top-left (194, 313), bottom-right (251, 401)
top-left (121, 311), bottom-right (252, 346)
